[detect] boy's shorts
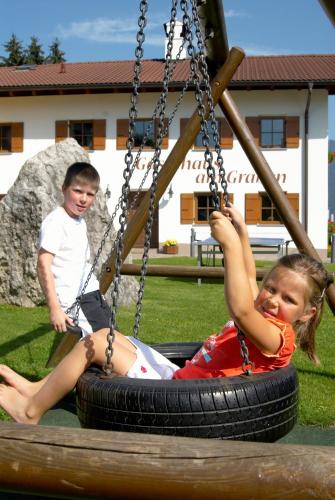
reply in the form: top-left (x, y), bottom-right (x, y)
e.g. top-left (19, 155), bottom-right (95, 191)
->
top-left (67, 290), bottom-right (112, 336)
top-left (126, 336), bottom-right (179, 380)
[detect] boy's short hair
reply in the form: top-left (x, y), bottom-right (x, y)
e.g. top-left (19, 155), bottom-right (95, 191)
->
top-left (63, 162), bottom-right (100, 192)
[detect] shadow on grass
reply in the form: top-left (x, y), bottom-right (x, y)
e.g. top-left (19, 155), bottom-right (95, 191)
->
top-left (0, 323), bottom-right (53, 358)
top-left (297, 367), bottom-right (335, 379)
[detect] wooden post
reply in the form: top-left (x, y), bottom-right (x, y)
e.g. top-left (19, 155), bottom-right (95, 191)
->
top-left (0, 422), bottom-right (334, 499)
top-left (46, 330), bottom-right (81, 368)
top-left (99, 46), bottom-right (245, 294)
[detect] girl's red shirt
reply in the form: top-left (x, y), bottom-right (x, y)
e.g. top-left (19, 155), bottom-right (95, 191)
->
top-left (172, 317), bottom-right (296, 379)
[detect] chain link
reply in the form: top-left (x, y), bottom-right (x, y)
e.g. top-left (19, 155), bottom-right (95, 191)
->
top-left (103, 0), bottom-right (148, 374)
top-left (132, 0), bottom-right (179, 338)
top-left (237, 328), bottom-right (255, 375)
top-left (64, 14), bottom-right (191, 332)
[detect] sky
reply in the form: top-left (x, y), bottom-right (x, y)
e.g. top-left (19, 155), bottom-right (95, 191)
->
top-left (1, 0), bottom-right (334, 138)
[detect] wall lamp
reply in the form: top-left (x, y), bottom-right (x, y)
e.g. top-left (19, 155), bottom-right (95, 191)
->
top-left (105, 184), bottom-right (111, 200)
top-left (168, 184), bottom-right (174, 199)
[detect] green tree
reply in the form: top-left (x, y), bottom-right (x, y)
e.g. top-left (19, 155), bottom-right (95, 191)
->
top-left (46, 38), bottom-right (66, 64)
top-left (25, 36), bottom-right (45, 65)
top-left (0, 33), bottom-right (26, 66)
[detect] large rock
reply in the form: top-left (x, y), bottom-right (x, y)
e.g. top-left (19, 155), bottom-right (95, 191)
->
top-left (0, 138), bottom-right (138, 307)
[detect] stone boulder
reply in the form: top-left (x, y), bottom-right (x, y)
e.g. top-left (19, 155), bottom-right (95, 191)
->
top-left (0, 138), bottom-right (138, 307)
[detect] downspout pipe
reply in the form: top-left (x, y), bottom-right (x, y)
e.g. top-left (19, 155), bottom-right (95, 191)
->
top-left (304, 82), bottom-right (313, 233)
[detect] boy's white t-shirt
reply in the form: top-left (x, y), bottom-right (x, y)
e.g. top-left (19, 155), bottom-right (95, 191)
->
top-left (39, 206), bottom-right (100, 307)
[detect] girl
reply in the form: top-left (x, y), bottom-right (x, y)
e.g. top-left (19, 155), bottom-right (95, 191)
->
top-left (0, 207), bottom-right (330, 424)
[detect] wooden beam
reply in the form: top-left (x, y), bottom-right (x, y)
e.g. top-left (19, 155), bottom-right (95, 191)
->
top-left (99, 46), bottom-right (245, 294)
top-left (197, 0), bottom-right (230, 74)
top-left (319, 0), bottom-right (335, 26)
top-left (218, 90), bottom-right (335, 314)
top-left (0, 422), bottom-right (334, 499)
top-left (120, 263), bottom-right (266, 280)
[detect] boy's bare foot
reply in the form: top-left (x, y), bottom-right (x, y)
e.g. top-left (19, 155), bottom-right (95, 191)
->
top-left (0, 385), bottom-right (40, 424)
top-left (0, 365), bottom-right (39, 397)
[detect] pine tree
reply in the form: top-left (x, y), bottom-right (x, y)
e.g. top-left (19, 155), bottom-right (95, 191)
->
top-left (46, 38), bottom-right (66, 64)
top-left (0, 33), bottom-right (26, 66)
top-left (25, 36), bottom-right (45, 65)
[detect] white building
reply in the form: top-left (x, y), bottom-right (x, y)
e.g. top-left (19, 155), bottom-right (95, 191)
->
top-left (0, 54), bottom-right (334, 258)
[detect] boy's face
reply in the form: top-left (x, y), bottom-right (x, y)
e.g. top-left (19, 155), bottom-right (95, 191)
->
top-left (62, 182), bottom-right (97, 218)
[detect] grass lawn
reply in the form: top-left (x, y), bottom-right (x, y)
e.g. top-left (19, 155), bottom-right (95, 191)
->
top-left (0, 257), bottom-right (334, 426)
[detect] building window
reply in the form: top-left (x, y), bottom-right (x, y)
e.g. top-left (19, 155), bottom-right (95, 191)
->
top-left (69, 121), bottom-right (93, 149)
top-left (55, 120), bottom-right (106, 150)
top-left (116, 118), bottom-right (169, 150)
top-left (194, 121), bottom-right (220, 149)
top-left (134, 119), bottom-right (155, 148)
top-left (260, 193), bottom-right (282, 222)
top-left (260, 118), bottom-right (285, 148)
top-left (245, 192), bottom-right (299, 225)
top-left (195, 193), bottom-right (216, 222)
top-left (246, 116), bottom-right (299, 149)
top-left (180, 192), bottom-right (234, 224)
top-left (0, 125), bottom-right (11, 152)
top-left (0, 123), bottom-right (24, 153)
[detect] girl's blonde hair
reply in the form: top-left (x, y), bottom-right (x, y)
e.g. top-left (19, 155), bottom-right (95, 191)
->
top-left (265, 253), bottom-right (331, 363)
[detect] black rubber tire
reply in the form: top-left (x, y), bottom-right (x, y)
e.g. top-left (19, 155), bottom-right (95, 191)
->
top-left (76, 342), bottom-right (299, 442)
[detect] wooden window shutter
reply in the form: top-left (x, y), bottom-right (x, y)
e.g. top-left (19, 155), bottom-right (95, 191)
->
top-left (220, 192), bottom-right (234, 207)
top-left (219, 118), bottom-right (233, 149)
top-left (245, 193), bottom-right (261, 224)
top-left (93, 120), bottom-right (106, 150)
top-left (286, 193), bottom-right (299, 218)
top-left (55, 121), bottom-right (68, 143)
top-left (245, 117), bottom-right (260, 146)
top-left (162, 117), bottom-right (169, 149)
top-left (180, 193), bottom-right (194, 224)
top-left (156, 118), bottom-right (169, 149)
top-left (11, 122), bottom-right (24, 152)
top-left (116, 119), bottom-right (129, 149)
top-left (180, 118), bottom-right (189, 136)
top-left (286, 117), bottom-right (299, 148)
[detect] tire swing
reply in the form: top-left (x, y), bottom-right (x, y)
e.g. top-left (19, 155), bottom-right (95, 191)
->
top-left (76, 0), bottom-right (299, 442)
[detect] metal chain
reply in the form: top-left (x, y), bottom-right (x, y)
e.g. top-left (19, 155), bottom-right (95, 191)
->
top-left (104, 0), bottom-right (148, 374)
top-left (180, 0), bottom-right (221, 209)
top-left (191, 0), bottom-right (229, 206)
top-left (237, 329), bottom-right (255, 375)
top-left (64, 30), bottom-right (191, 329)
top-left (132, 0), bottom-right (179, 338)
top-left (190, 0), bottom-right (253, 374)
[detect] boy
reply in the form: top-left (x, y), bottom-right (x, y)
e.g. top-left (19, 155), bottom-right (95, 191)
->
top-left (37, 162), bottom-right (111, 337)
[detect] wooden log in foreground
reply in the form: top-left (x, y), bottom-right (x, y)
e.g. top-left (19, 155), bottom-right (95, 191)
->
top-left (0, 422), bottom-right (334, 499)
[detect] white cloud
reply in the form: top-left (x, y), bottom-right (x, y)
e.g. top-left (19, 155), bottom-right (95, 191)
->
top-left (56, 16), bottom-right (165, 46)
top-left (225, 9), bottom-right (249, 18)
top-left (234, 43), bottom-right (293, 56)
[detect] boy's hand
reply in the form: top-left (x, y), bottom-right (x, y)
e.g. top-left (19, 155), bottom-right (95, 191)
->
top-left (50, 307), bottom-right (73, 333)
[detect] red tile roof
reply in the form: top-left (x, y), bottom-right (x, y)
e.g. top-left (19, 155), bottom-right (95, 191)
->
top-left (0, 54), bottom-right (334, 94)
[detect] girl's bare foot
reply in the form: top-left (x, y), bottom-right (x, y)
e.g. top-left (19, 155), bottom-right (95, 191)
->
top-left (0, 385), bottom-right (40, 424)
top-left (0, 365), bottom-right (40, 397)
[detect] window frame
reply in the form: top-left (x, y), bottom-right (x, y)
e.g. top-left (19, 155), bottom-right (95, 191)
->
top-left (133, 118), bottom-right (156, 150)
top-left (69, 120), bottom-right (94, 150)
top-left (194, 192), bottom-right (217, 224)
top-left (193, 120), bottom-right (221, 150)
top-left (259, 191), bottom-right (283, 224)
top-left (259, 117), bottom-right (285, 149)
top-left (0, 124), bottom-right (12, 152)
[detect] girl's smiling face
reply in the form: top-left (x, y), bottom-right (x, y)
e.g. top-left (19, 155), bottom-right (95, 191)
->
top-left (255, 267), bottom-right (316, 325)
